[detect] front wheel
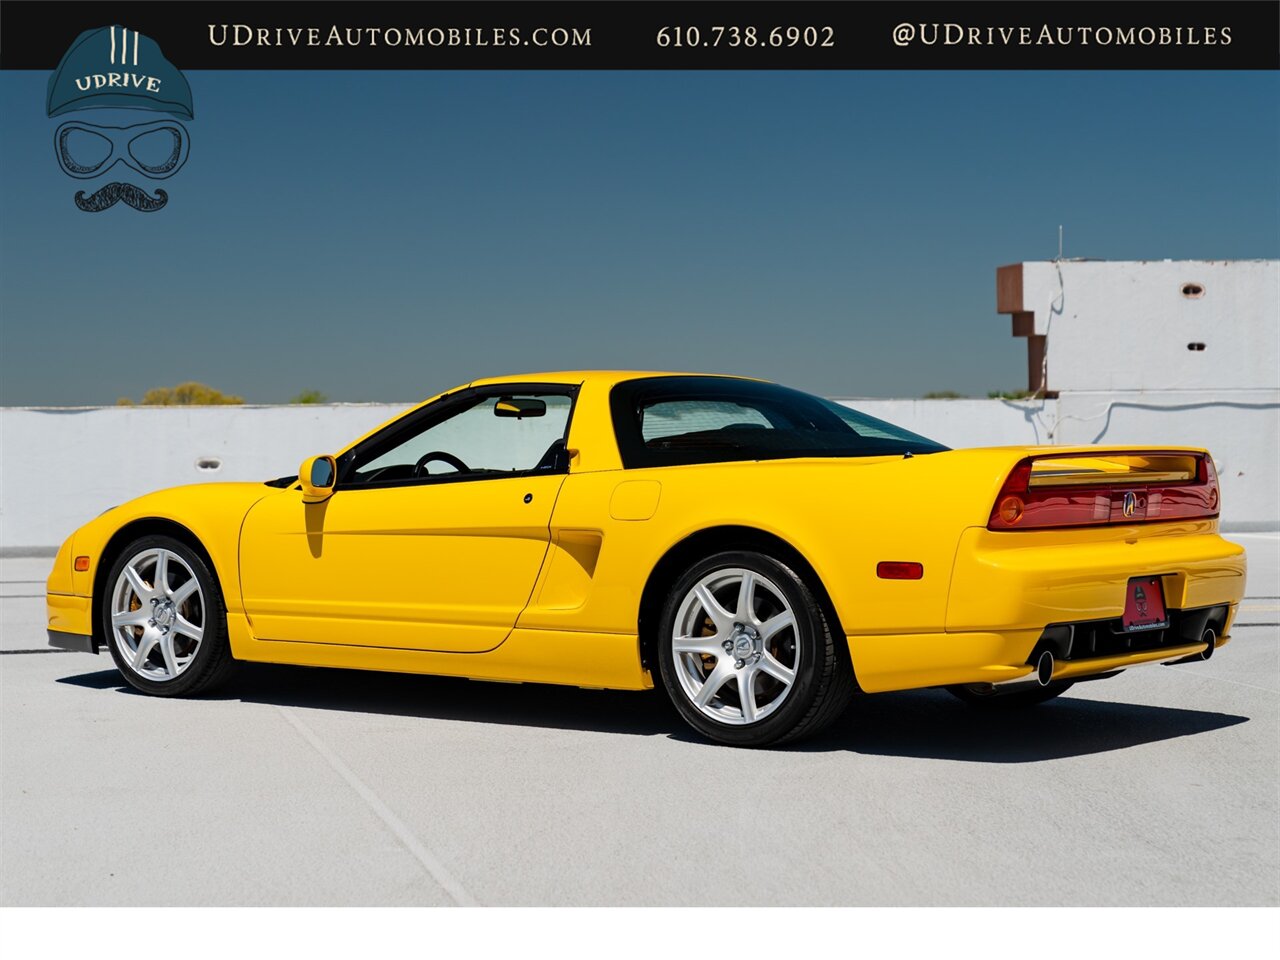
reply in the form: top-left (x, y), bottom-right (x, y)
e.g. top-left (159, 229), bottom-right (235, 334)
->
top-left (656, 551), bottom-right (853, 747)
top-left (103, 535), bottom-right (236, 696)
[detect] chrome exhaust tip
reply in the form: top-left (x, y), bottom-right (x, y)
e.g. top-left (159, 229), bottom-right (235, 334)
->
top-left (990, 648), bottom-right (1058, 689)
top-left (1200, 628), bottom-right (1216, 661)
top-left (1035, 650), bottom-right (1055, 686)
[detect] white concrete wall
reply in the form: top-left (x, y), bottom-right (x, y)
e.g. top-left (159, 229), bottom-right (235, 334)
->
top-left (1017, 260), bottom-right (1278, 393)
top-left (0, 404), bottom-right (407, 550)
top-left (2, 395), bottom-right (1273, 549)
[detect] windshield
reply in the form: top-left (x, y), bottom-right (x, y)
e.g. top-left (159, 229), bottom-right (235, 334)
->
top-left (610, 376), bottom-right (949, 468)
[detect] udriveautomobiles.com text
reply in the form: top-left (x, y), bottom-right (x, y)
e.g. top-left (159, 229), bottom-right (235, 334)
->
top-left (207, 24), bottom-right (592, 48)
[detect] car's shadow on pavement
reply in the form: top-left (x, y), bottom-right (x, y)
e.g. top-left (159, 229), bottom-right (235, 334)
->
top-left (810, 687), bottom-right (1248, 762)
top-left (58, 663), bottom-right (1248, 763)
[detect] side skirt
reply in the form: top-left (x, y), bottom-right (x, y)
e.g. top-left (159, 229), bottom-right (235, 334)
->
top-left (226, 614), bottom-right (652, 690)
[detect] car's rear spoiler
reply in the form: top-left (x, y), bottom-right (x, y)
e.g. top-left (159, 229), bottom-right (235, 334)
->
top-left (986, 449), bottom-right (1219, 530)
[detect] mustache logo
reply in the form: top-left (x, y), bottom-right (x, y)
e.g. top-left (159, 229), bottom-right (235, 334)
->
top-left (73, 182), bottom-right (169, 212)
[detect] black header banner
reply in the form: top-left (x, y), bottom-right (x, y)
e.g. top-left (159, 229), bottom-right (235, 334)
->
top-left (2, 1), bottom-right (1277, 70)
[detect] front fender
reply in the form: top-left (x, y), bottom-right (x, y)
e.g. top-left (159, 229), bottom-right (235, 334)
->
top-left (66, 482), bottom-right (281, 613)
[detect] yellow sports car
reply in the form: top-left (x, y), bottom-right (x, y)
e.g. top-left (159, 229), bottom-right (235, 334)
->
top-left (46, 372), bottom-right (1247, 746)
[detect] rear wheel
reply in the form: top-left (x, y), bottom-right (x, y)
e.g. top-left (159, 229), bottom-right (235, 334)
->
top-left (103, 535), bottom-right (236, 696)
top-left (656, 550), bottom-right (853, 747)
top-left (946, 680), bottom-right (1074, 708)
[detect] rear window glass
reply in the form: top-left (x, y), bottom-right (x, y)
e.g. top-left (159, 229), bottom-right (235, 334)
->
top-left (641, 401), bottom-right (772, 441)
top-left (611, 377), bottom-right (948, 469)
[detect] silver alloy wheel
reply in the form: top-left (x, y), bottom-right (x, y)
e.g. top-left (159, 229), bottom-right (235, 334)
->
top-left (670, 568), bottom-right (800, 725)
top-left (109, 547), bottom-right (205, 681)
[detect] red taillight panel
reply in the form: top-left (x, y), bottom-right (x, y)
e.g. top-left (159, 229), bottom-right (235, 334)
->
top-left (987, 453), bottom-right (1220, 531)
top-left (1144, 455), bottom-right (1220, 522)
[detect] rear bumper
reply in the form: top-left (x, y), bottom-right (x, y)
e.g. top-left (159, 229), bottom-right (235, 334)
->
top-left (945, 523), bottom-right (1246, 632)
top-left (849, 522), bottom-right (1245, 693)
top-left (850, 608), bottom-right (1235, 693)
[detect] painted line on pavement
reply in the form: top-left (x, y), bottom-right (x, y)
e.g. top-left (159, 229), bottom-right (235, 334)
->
top-left (0, 648), bottom-right (71, 655)
top-left (275, 704), bottom-right (480, 907)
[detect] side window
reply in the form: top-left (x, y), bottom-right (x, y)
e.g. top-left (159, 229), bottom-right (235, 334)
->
top-left (641, 400), bottom-right (773, 441)
top-left (347, 392), bottom-right (573, 486)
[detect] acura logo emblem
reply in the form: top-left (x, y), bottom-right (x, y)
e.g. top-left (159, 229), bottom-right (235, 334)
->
top-left (1122, 491), bottom-right (1138, 518)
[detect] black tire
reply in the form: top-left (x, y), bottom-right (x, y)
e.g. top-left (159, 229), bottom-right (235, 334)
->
top-left (102, 535), bottom-right (237, 697)
top-left (656, 550), bottom-right (854, 747)
top-left (946, 680), bottom-right (1074, 708)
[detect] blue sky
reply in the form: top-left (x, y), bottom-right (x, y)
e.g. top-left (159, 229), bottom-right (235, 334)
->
top-left (1, 70), bottom-right (1276, 405)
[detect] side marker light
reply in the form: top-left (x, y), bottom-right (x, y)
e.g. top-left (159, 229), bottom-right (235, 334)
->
top-left (877, 561), bottom-right (923, 580)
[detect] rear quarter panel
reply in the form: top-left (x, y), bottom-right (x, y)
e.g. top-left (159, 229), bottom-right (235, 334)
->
top-left (526, 448), bottom-right (1028, 638)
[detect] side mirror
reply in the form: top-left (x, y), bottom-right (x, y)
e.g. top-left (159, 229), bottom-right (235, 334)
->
top-left (299, 455), bottom-right (337, 503)
top-left (494, 397), bottom-right (547, 419)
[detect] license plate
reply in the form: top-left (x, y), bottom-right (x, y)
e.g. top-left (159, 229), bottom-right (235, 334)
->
top-left (1123, 576), bottom-right (1169, 632)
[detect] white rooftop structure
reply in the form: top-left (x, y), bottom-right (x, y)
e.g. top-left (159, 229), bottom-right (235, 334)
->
top-left (997, 259), bottom-right (1278, 394)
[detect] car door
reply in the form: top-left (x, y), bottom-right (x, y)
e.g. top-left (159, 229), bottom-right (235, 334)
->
top-left (238, 386), bottom-right (576, 653)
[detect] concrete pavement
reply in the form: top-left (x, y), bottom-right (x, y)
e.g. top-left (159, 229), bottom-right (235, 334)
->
top-left (2, 536), bottom-right (1276, 906)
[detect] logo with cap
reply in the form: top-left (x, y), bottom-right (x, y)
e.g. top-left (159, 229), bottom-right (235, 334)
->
top-left (47, 25), bottom-right (193, 212)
